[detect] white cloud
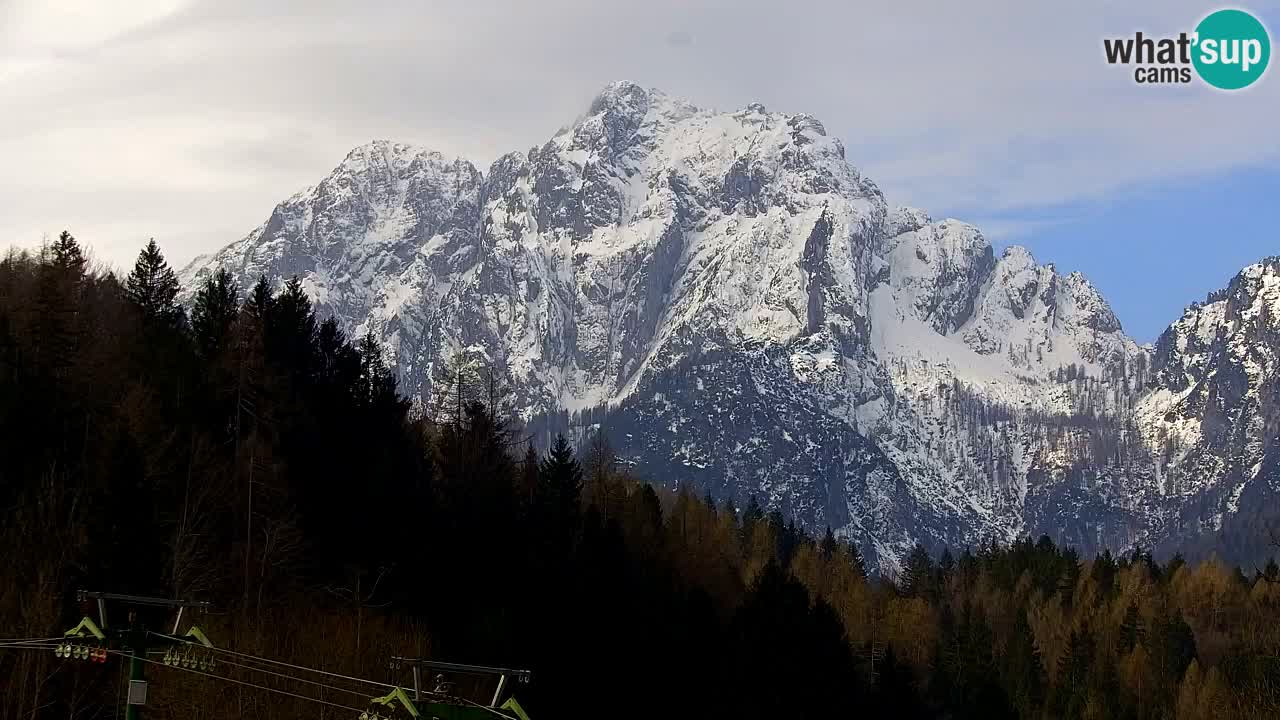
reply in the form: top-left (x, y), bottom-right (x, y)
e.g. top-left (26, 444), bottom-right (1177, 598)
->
top-left (1, 0), bottom-right (190, 53)
top-left (1, 0), bottom-right (1277, 271)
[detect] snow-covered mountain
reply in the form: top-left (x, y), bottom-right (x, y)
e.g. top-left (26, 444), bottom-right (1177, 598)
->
top-left (181, 82), bottom-right (1279, 571)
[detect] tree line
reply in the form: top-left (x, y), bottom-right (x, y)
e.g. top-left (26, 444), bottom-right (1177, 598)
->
top-left (3, 235), bottom-right (1280, 719)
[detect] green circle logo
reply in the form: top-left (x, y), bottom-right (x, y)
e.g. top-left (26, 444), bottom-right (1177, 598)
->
top-left (1193, 9), bottom-right (1271, 90)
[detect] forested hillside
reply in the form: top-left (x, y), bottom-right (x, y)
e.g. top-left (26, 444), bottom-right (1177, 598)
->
top-left (3, 235), bottom-right (1280, 719)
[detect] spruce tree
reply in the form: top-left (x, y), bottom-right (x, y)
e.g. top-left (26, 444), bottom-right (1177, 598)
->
top-left (872, 646), bottom-right (927, 719)
top-left (1056, 624), bottom-right (1095, 717)
top-left (1059, 547), bottom-right (1082, 605)
top-left (935, 600), bottom-right (962, 704)
top-left (1120, 600), bottom-right (1145, 653)
top-left (740, 494), bottom-right (764, 550)
top-left (36, 230), bottom-right (88, 375)
top-left (124, 239), bottom-right (184, 328)
top-left (49, 230), bottom-right (87, 277)
top-left (519, 443), bottom-right (539, 508)
top-left (192, 268), bottom-right (239, 359)
top-left (245, 275), bottom-right (274, 322)
top-left (1006, 608), bottom-right (1045, 717)
top-left (538, 434), bottom-right (584, 532)
top-left (316, 317), bottom-right (357, 385)
top-left (939, 547), bottom-right (956, 588)
top-left (900, 543), bottom-right (934, 597)
top-left (1152, 608), bottom-right (1197, 682)
top-left (270, 275), bottom-right (318, 372)
top-left (820, 527), bottom-right (837, 560)
top-left (1091, 549), bottom-right (1118, 598)
top-left (806, 597), bottom-right (861, 715)
top-left (356, 330), bottom-right (398, 410)
top-left (730, 559), bottom-right (815, 718)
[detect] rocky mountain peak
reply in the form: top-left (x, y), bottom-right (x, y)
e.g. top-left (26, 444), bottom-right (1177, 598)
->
top-left (584, 80), bottom-right (652, 121)
top-left (180, 83), bottom-right (1277, 570)
top-left (885, 206), bottom-right (932, 237)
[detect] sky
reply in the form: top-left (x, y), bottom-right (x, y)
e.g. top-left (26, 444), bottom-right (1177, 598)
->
top-left (1, 0), bottom-right (1277, 342)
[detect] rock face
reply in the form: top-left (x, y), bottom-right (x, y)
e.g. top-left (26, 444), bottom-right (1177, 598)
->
top-left (1139, 259), bottom-right (1280, 559)
top-left (181, 82), bottom-right (1279, 571)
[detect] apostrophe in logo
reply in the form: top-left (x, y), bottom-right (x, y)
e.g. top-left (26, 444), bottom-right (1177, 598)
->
top-left (1192, 9), bottom-right (1270, 89)
top-left (1103, 8), bottom-right (1271, 90)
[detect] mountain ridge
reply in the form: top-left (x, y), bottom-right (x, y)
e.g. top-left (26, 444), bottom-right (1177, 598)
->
top-left (181, 81), bottom-right (1280, 571)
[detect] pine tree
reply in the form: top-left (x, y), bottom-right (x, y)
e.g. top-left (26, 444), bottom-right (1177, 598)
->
top-left (192, 268), bottom-right (239, 359)
top-left (124, 239), bottom-right (184, 328)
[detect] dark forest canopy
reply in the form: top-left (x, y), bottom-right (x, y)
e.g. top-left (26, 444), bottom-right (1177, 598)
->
top-left (3, 235), bottom-right (1280, 720)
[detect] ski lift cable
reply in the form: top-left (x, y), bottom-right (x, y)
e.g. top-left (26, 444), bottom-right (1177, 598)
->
top-left (0, 638), bottom-right (64, 649)
top-left (106, 650), bottom-right (369, 713)
top-left (0, 636), bottom-right (382, 708)
top-left (146, 631), bottom-right (395, 689)
top-left (0, 641), bottom-right (62, 648)
top-left (198, 652), bottom-right (412, 699)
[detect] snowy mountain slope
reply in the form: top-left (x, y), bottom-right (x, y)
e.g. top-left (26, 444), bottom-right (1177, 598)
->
top-left (181, 82), bottom-right (1276, 570)
top-left (857, 211), bottom-right (1156, 557)
top-left (1138, 260), bottom-right (1280, 547)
